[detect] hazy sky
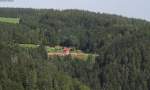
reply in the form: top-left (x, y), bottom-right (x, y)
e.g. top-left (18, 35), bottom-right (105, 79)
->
top-left (0, 0), bottom-right (150, 21)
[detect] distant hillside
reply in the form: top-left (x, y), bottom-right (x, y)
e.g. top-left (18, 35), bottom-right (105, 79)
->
top-left (0, 8), bottom-right (150, 52)
top-left (0, 8), bottom-right (150, 90)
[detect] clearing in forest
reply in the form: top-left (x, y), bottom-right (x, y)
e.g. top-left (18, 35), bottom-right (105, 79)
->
top-left (0, 17), bottom-right (20, 24)
top-left (19, 44), bottom-right (98, 60)
top-left (19, 44), bottom-right (39, 48)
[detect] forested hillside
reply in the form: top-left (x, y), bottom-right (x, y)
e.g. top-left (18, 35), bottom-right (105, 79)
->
top-left (0, 8), bottom-right (150, 90)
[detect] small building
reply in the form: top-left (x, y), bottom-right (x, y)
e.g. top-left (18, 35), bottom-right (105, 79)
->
top-left (63, 47), bottom-right (70, 55)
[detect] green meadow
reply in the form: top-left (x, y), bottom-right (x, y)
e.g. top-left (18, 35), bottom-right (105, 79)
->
top-left (19, 44), bottom-right (39, 48)
top-left (0, 17), bottom-right (20, 24)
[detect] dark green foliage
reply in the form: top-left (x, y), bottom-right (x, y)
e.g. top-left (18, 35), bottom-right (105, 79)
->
top-left (0, 8), bottom-right (150, 90)
top-left (1, 8), bottom-right (149, 52)
top-left (0, 43), bottom-right (90, 90)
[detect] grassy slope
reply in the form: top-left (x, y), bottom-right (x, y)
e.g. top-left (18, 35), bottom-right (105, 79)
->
top-left (0, 17), bottom-right (20, 24)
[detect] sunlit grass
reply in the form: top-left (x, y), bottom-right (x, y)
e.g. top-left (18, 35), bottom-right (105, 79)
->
top-left (19, 44), bottom-right (39, 48)
top-left (0, 17), bottom-right (20, 24)
top-left (46, 46), bottom-right (63, 52)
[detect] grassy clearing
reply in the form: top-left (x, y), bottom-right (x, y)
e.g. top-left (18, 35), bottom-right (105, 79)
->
top-left (19, 44), bottom-right (98, 61)
top-left (71, 52), bottom-right (97, 61)
top-left (19, 44), bottom-right (39, 48)
top-left (46, 46), bottom-right (63, 52)
top-left (0, 17), bottom-right (20, 24)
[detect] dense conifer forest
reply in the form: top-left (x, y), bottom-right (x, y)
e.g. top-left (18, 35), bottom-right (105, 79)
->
top-left (0, 8), bottom-right (150, 90)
